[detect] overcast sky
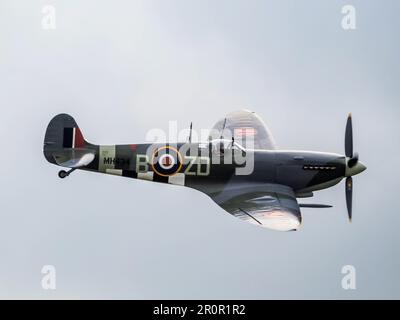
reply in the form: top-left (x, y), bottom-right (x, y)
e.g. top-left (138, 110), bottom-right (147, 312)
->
top-left (0, 0), bottom-right (399, 299)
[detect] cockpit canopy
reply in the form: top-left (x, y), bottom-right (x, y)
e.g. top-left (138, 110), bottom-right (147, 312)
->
top-left (209, 110), bottom-right (276, 150)
top-left (210, 138), bottom-right (245, 156)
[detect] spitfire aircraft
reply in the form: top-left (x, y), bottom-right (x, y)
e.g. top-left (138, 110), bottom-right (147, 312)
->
top-left (43, 110), bottom-right (366, 231)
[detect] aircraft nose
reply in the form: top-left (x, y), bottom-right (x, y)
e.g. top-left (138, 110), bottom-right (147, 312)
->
top-left (345, 160), bottom-right (367, 177)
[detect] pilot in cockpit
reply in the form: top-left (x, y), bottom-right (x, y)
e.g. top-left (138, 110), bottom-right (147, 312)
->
top-left (210, 138), bottom-right (246, 157)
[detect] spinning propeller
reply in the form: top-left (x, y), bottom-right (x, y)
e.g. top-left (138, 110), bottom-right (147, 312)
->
top-left (344, 113), bottom-right (366, 222)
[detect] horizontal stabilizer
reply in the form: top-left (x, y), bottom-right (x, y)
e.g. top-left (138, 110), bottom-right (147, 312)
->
top-left (53, 148), bottom-right (95, 168)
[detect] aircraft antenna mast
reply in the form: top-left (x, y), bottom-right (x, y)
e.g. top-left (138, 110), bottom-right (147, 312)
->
top-left (220, 118), bottom-right (227, 139)
top-left (188, 122), bottom-right (193, 143)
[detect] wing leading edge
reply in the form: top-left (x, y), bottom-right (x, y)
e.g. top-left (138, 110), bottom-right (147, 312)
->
top-left (210, 183), bottom-right (302, 231)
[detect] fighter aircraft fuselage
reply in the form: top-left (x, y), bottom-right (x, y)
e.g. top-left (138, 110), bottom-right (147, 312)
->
top-left (52, 141), bottom-right (351, 197)
top-left (43, 111), bottom-right (366, 231)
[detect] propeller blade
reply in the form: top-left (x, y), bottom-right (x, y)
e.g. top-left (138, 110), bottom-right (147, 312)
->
top-left (345, 176), bottom-right (353, 222)
top-left (348, 152), bottom-right (359, 168)
top-left (345, 113), bottom-right (353, 158)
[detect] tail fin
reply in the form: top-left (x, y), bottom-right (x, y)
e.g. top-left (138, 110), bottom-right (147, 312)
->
top-left (43, 114), bottom-right (93, 167)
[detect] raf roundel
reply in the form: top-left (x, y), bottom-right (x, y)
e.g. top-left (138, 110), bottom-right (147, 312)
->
top-left (159, 154), bottom-right (175, 170)
top-left (151, 146), bottom-right (183, 177)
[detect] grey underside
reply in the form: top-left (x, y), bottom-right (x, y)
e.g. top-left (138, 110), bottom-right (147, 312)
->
top-left (209, 182), bottom-right (302, 222)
